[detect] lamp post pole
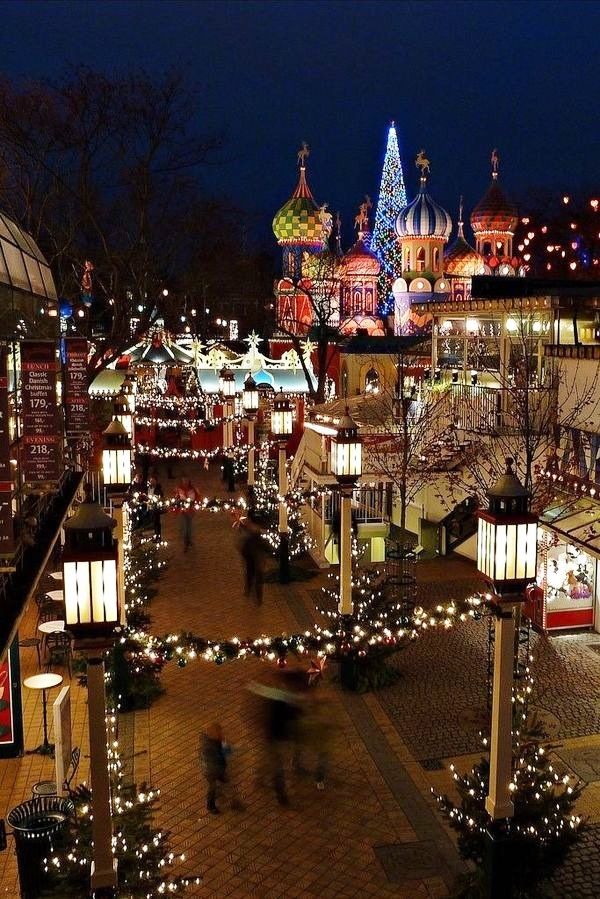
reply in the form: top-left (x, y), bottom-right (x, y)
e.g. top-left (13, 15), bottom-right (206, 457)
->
top-left (219, 367), bottom-right (236, 452)
top-left (242, 376), bottom-right (259, 487)
top-left (271, 391), bottom-right (294, 584)
top-left (338, 485), bottom-right (353, 616)
top-left (476, 458), bottom-right (539, 899)
top-left (63, 492), bottom-right (121, 897)
top-left (330, 408), bottom-right (363, 619)
top-left (87, 655), bottom-right (117, 897)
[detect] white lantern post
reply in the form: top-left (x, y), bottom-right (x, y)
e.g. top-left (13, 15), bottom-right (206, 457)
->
top-left (219, 366), bottom-right (236, 450)
top-left (330, 408), bottom-right (362, 616)
top-left (120, 372), bottom-right (136, 414)
top-left (476, 457), bottom-right (538, 899)
top-left (63, 491), bottom-right (121, 897)
top-left (102, 419), bottom-right (132, 493)
top-left (242, 375), bottom-right (259, 486)
top-left (112, 395), bottom-right (134, 443)
top-left (271, 391), bottom-right (294, 583)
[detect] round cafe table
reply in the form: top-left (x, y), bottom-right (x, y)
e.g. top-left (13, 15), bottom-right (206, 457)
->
top-left (38, 620), bottom-right (65, 635)
top-left (48, 571), bottom-right (63, 582)
top-left (23, 672), bottom-right (63, 755)
top-left (46, 590), bottom-right (64, 603)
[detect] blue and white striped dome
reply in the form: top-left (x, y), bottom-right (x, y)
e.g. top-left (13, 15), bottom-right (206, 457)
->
top-left (396, 180), bottom-right (452, 241)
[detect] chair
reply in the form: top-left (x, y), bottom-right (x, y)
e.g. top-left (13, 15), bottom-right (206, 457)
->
top-left (45, 632), bottom-right (73, 678)
top-left (18, 636), bottom-right (42, 667)
top-left (32, 746), bottom-right (81, 798)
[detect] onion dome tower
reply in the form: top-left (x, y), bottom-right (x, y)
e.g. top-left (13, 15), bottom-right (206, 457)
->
top-left (272, 143), bottom-right (329, 280)
top-left (470, 149), bottom-right (520, 273)
top-left (444, 197), bottom-right (485, 277)
top-left (339, 198), bottom-right (381, 317)
top-left (396, 152), bottom-right (451, 280)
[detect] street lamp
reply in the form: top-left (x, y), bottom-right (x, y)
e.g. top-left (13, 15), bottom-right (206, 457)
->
top-left (219, 366), bottom-right (236, 450)
top-left (271, 390), bottom-right (294, 583)
top-left (63, 491), bottom-right (120, 896)
top-left (120, 372), bottom-right (136, 414)
top-left (476, 457), bottom-right (538, 899)
top-left (112, 395), bottom-right (134, 443)
top-left (330, 408), bottom-right (362, 616)
top-left (102, 419), bottom-right (132, 492)
top-left (242, 375), bottom-right (259, 486)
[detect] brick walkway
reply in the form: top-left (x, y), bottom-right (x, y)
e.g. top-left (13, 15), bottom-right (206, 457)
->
top-left (132, 462), bottom-right (466, 897)
top-left (2, 462), bottom-right (600, 896)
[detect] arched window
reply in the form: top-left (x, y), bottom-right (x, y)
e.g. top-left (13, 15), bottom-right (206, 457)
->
top-left (365, 367), bottom-right (380, 394)
top-left (404, 248), bottom-right (411, 270)
top-left (416, 247), bottom-right (426, 271)
top-left (432, 247), bottom-right (439, 270)
top-left (483, 241), bottom-right (492, 256)
top-left (353, 288), bottom-right (362, 313)
top-left (364, 288), bottom-right (373, 313)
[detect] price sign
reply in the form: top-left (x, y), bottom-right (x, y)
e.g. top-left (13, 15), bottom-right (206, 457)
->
top-left (21, 341), bottom-right (61, 485)
top-left (64, 339), bottom-right (89, 435)
top-left (0, 346), bottom-right (13, 555)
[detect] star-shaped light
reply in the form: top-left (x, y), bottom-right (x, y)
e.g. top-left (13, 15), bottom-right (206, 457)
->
top-left (307, 656), bottom-right (327, 685)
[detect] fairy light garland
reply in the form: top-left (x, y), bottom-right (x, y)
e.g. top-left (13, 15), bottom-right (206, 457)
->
top-left (44, 712), bottom-right (201, 896)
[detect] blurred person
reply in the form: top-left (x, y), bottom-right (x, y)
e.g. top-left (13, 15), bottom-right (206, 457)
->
top-left (175, 476), bottom-right (199, 551)
top-left (147, 472), bottom-right (164, 540)
top-left (239, 518), bottom-right (267, 603)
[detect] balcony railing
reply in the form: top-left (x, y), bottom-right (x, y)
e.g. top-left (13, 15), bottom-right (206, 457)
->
top-left (544, 344), bottom-right (600, 360)
top-left (451, 383), bottom-right (554, 435)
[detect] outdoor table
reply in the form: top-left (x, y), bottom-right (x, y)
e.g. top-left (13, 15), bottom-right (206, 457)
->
top-left (38, 620), bottom-right (65, 635)
top-left (48, 571), bottom-right (63, 582)
top-left (45, 590), bottom-right (64, 603)
top-left (23, 673), bottom-right (63, 755)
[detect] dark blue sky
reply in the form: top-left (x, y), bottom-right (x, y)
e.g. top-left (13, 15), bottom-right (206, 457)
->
top-left (1, 0), bottom-right (599, 250)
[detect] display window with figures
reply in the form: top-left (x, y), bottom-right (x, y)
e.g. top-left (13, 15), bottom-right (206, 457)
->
top-left (542, 541), bottom-right (595, 611)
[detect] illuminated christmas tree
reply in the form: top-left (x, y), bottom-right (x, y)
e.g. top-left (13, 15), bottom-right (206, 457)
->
top-left (371, 122), bottom-right (407, 314)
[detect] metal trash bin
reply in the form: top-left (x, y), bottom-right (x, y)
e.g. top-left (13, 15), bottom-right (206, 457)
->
top-left (8, 795), bottom-right (74, 899)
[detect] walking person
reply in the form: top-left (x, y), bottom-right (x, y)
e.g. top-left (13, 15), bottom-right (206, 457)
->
top-left (239, 518), bottom-right (267, 604)
top-left (199, 723), bottom-right (244, 815)
top-left (175, 476), bottom-right (199, 552)
top-left (200, 723), bottom-right (229, 814)
top-left (147, 473), bottom-right (164, 540)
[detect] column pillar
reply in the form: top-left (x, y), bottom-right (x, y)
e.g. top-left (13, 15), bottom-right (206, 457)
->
top-left (338, 487), bottom-right (353, 616)
top-left (87, 657), bottom-right (117, 894)
top-left (485, 604), bottom-right (516, 820)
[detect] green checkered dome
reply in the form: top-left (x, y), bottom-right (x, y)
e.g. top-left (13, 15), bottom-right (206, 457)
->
top-left (273, 165), bottom-right (326, 249)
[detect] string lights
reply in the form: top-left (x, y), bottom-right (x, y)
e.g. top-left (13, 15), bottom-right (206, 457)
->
top-left (371, 122), bottom-right (407, 315)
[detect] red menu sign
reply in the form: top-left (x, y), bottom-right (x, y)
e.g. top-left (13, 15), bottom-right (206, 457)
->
top-left (64, 338), bottom-right (89, 435)
top-left (0, 346), bottom-right (13, 555)
top-left (21, 340), bottom-right (61, 485)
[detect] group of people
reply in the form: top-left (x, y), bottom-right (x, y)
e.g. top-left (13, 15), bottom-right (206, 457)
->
top-left (128, 471), bottom-right (165, 539)
top-left (201, 668), bottom-right (333, 814)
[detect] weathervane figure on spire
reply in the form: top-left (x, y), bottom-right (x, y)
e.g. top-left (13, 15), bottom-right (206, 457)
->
top-left (491, 148), bottom-right (499, 177)
top-left (297, 141), bottom-right (310, 167)
top-left (355, 195), bottom-right (373, 231)
top-left (459, 195), bottom-right (464, 222)
top-left (318, 202), bottom-right (333, 236)
top-left (415, 150), bottom-right (431, 177)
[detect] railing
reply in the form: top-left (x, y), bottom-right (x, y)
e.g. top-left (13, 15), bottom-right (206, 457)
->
top-left (544, 344), bottom-right (600, 360)
top-left (451, 383), bottom-right (554, 435)
top-left (323, 487), bottom-right (387, 524)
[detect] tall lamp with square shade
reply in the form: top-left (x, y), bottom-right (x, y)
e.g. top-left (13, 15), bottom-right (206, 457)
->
top-left (112, 395), bottom-right (134, 442)
top-left (476, 457), bottom-right (538, 899)
top-left (219, 367), bottom-right (236, 450)
top-left (243, 375), bottom-right (260, 486)
top-left (330, 408), bottom-right (362, 616)
top-left (102, 419), bottom-right (132, 490)
top-left (121, 372), bottom-right (136, 414)
top-left (271, 391), bottom-right (294, 583)
top-left (62, 491), bottom-right (120, 894)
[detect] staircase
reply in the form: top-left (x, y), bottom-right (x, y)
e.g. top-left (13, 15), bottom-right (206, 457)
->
top-left (438, 497), bottom-right (478, 554)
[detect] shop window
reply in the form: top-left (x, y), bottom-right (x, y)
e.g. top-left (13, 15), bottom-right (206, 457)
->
top-left (543, 542), bottom-right (594, 608)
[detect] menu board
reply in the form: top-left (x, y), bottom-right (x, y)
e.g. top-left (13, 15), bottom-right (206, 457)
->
top-left (0, 639), bottom-right (23, 758)
top-left (21, 340), bottom-right (61, 485)
top-left (64, 338), bottom-right (89, 435)
top-left (0, 346), bottom-right (13, 556)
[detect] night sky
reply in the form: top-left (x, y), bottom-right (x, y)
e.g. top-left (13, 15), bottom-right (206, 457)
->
top-left (2, 0), bottom-right (599, 250)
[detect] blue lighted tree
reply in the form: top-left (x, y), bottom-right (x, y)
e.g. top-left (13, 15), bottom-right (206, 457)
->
top-left (371, 122), bottom-right (407, 314)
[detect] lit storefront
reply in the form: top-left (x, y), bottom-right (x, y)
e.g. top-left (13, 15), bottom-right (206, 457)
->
top-left (525, 499), bottom-right (600, 632)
